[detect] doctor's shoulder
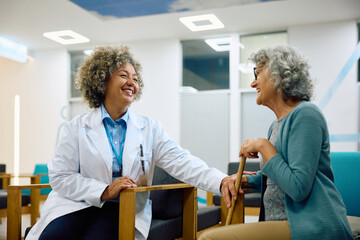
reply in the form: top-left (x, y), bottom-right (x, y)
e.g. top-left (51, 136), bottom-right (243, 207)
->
top-left (61, 111), bottom-right (95, 135)
top-left (131, 113), bottom-right (166, 134)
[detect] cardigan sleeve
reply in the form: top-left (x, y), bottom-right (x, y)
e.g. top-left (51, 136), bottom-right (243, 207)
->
top-left (262, 104), bottom-right (326, 202)
top-left (246, 170), bottom-right (263, 189)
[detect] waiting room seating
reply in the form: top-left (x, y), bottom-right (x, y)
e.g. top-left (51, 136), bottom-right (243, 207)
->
top-left (331, 152), bottom-right (360, 239)
top-left (0, 174), bottom-right (42, 228)
top-left (11, 166), bottom-right (232, 240)
top-left (22, 164), bottom-right (51, 200)
top-left (7, 181), bottom-right (49, 240)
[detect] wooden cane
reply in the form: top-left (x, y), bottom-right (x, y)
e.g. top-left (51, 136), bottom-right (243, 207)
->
top-left (225, 155), bottom-right (247, 226)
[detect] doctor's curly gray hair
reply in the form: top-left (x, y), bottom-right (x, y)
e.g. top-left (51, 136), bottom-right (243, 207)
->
top-left (250, 45), bottom-right (313, 101)
top-left (75, 45), bottom-right (144, 108)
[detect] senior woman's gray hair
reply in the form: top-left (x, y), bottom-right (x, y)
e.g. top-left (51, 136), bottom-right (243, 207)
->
top-left (75, 45), bottom-right (144, 108)
top-left (249, 45), bottom-right (313, 101)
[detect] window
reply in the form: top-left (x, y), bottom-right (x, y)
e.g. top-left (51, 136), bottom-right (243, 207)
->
top-left (70, 51), bottom-right (87, 98)
top-left (182, 39), bottom-right (229, 91)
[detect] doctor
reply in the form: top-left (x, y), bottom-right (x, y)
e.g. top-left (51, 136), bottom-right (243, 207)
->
top-left (27, 46), bottom-right (236, 240)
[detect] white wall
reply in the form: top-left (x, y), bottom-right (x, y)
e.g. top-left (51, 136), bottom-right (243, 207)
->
top-left (128, 39), bottom-right (182, 142)
top-left (289, 20), bottom-right (358, 151)
top-left (0, 50), bottom-right (69, 174)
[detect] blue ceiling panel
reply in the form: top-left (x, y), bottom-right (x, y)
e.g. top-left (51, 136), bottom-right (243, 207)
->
top-left (70, 0), bottom-right (189, 18)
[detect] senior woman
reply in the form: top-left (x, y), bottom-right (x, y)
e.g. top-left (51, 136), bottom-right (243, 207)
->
top-left (26, 46), bottom-right (235, 240)
top-left (199, 46), bottom-right (353, 240)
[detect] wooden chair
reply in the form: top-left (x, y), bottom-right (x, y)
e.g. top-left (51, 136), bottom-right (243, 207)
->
top-left (6, 183), bottom-right (197, 240)
top-left (0, 174), bottom-right (42, 226)
top-left (9, 166), bottom-right (229, 240)
top-left (7, 182), bottom-right (50, 240)
top-left (119, 183), bottom-right (197, 240)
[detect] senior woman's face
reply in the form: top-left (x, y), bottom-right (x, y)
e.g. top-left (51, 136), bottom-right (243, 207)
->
top-left (250, 66), bottom-right (277, 107)
top-left (105, 62), bottom-right (139, 109)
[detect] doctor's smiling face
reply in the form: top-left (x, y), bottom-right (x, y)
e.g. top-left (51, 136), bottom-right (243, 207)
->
top-left (104, 62), bottom-right (139, 115)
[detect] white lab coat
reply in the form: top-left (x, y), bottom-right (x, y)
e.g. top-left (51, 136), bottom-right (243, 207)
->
top-left (27, 108), bottom-right (226, 240)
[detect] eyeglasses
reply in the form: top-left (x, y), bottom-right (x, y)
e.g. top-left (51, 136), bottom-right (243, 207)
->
top-left (253, 67), bottom-right (258, 81)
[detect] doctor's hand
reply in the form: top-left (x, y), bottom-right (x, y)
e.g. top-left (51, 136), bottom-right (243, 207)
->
top-left (101, 176), bottom-right (137, 201)
top-left (220, 173), bottom-right (250, 208)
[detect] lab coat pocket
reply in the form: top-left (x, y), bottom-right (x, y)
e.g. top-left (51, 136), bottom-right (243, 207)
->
top-left (131, 154), bottom-right (152, 183)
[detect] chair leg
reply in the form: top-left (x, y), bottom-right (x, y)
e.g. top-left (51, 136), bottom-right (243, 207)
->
top-left (30, 174), bottom-right (41, 224)
top-left (182, 187), bottom-right (197, 240)
top-left (7, 187), bottom-right (22, 240)
top-left (220, 195), bottom-right (244, 225)
top-left (119, 190), bottom-right (136, 240)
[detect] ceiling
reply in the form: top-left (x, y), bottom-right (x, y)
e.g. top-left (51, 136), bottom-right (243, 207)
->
top-left (0, 0), bottom-right (359, 52)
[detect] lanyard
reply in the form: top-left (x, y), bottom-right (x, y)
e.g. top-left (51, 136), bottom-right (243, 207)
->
top-left (104, 123), bottom-right (122, 166)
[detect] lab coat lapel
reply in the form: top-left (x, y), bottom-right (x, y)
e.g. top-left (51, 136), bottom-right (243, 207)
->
top-left (122, 111), bottom-right (144, 178)
top-left (85, 108), bottom-right (113, 171)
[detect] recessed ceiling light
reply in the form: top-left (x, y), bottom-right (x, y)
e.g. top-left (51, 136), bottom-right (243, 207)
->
top-left (179, 14), bottom-right (224, 32)
top-left (43, 30), bottom-right (90, 45)
top-left (204, 37), bottom-right (245, 52)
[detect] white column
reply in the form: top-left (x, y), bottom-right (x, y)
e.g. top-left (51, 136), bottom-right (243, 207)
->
top-left (229, 34), bottom-right (240, 163)
top-left (14, 95), bottom-right (20, 184)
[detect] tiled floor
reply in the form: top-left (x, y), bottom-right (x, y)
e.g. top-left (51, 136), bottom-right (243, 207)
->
top-left (0, 214), bottom-right (31, 240)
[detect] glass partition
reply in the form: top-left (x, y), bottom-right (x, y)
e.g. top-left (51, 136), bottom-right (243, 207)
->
top-left (182, 39), bottom-right (229, 91)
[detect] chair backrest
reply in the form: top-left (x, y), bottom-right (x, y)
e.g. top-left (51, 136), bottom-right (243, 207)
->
top-left (331, 152), bottom-right (360, 217)
top-left (34, 164), bottom-right (51, 195)
top-left (22, 164), bottom-right (51, 195)
top-left (150, 166), bottom-right (183, 219)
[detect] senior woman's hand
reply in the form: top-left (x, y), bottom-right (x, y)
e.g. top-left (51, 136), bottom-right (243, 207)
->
top-left (101, 176), bottom-right (137, 201)
top-left (220, 172), bottom-right (254, 208)
top-left (239, 138), bottom-right (278, 163)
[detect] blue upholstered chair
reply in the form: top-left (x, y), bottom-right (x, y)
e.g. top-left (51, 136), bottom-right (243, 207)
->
top-left (22, 164), bottom-right (51, 199)
top-left (330, 152), bottom-right (360, 239)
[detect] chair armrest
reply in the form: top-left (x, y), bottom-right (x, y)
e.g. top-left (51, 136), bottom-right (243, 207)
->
top-left (0, 174), bottom-right (42, 189)
top-left (7, 183), bottom-right (51, 240)
top-left (122, 183), bottom-right (193, 193)
top-left (119, 183), bottom-right (197, 240)
top-left (206, 187), bottom-right (254, 206)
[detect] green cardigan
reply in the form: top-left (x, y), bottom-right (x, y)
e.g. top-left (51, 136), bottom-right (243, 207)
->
top-left (247, 101), bottom-right (353, 240)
